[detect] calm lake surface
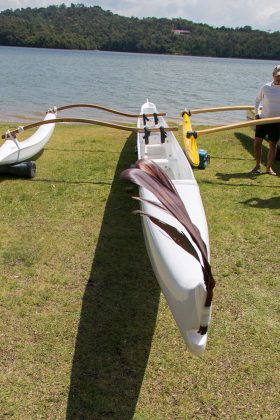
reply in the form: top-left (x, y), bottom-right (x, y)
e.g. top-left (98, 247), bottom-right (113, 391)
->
top-left (0, 46), bottom-right (277, 125)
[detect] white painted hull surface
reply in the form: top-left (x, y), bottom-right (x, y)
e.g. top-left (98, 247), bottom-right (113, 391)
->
top-left (137, 101), bottom-right (211, 356)
top-left (0, 111), bottom-right (56, 165)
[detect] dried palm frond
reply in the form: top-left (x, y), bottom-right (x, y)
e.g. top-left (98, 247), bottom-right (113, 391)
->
top-left (121, 159), bottom-right (215, 334)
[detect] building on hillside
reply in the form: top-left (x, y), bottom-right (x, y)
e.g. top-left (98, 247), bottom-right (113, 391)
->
top-left (172, 29), bottom-right (191, 36)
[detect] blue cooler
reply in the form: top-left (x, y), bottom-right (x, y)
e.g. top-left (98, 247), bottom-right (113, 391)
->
top-left (198, 149), bottom-right (210, 169)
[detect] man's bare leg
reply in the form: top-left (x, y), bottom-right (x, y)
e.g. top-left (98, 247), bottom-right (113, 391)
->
top-left (266, 141), bottom-right (277, 175)
top-left (251, 136), bottom-right (263, 173)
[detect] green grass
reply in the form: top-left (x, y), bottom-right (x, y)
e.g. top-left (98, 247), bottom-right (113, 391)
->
top-left (0, 123), bottom-right (279, 419)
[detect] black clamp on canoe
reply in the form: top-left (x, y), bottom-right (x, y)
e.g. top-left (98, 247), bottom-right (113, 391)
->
top-left (160, 126), bottom-right (167, 144)
top-left (143, 127), bottom-right (151, 145)
top-left (143, 114), bottom-right (150, 125)
top-left (181, 110), bottom-right (192, 117)
top-left (186, 131), bottom-right (198, 139)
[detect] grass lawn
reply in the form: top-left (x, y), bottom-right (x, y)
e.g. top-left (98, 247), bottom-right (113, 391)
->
top-left (0, 122), bottom-right (279, 419)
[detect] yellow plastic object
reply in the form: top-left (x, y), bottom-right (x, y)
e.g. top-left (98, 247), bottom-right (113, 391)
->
top-left (182, 112), bottom-right (199, 167)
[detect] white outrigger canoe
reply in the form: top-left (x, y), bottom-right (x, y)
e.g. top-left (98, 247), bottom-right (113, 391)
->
top-left (127, 101), bottom-right (213, 356)
top-left (1, 99), bottom-right (214, 353)
top-left (0, 108), bottom-right (57, 166)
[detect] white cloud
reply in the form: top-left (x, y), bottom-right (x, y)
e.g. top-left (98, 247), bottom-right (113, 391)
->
top-left (0, 0), bottom-right (279, 31)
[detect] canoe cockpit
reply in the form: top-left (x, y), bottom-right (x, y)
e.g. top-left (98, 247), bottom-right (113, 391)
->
top-left (137, 110), bottom-right (194, 180)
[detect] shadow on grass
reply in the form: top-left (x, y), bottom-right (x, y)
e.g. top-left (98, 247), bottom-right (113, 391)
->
top-left (215, 131), bottom-right (270, 182)
top-left (241, 195), bottom-right (280, 209)
top-left (215, 171), bottom-right (262, 181)
top-left (66, 134), bottom-right (160, 419)
top-left (234, 131), bottom-right (268, 164)
top-left (45, 147), bottom-right (121, 154)
top-left (201, 180), bottom-right (278, 189)
top-left (210, 156), bottom-right (252, 161)
top-left (0, 177), bottom-right (112, 185)
top-left (34, 178), bottom-right (113, 186)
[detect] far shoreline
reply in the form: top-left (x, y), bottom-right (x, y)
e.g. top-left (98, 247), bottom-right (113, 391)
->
top-left (0, 45), bottom-right (278, 63)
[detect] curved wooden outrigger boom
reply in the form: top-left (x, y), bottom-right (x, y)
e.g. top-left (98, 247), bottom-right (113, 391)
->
top-left (185, 105), bottom-right (255, 115)
top-left (57, 103), bottom-right (166, 118)
top-left (1, 117), bottom-right (178, 140)
top-left (194, 116), bottom-right (280, 137)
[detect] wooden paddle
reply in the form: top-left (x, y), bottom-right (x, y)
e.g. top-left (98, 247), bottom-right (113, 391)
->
top-left (1, 117), bottom-right (178, 139)
top-left (57, 103), bottom-right (166, 118)
top-left (194, 116), bottom-right (280, 136)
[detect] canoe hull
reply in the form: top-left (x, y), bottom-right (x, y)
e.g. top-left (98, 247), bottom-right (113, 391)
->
top-left (137, 101), bottom-right (211, 355)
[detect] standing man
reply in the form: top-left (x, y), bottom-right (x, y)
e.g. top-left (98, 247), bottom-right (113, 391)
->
top-left (251, 65), bottom-right (280, 176)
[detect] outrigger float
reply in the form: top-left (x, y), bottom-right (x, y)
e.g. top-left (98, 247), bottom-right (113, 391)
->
top-left (0, 108), bottom-right (57, 177)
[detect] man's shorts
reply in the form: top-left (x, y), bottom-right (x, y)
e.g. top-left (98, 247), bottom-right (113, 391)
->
top-left (255, 122), bottom-right (280, 143)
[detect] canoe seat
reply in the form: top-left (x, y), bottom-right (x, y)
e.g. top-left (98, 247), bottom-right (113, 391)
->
top-left (151, 158), bottom-right (169, 169)
top-left (144, 144), bottom-right (166, 159)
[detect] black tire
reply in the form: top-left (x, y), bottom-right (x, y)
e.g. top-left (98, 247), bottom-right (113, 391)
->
top-left (0, 161), bottom-right (36, 178)
top-left (26, 161), bottom-right (36, 178)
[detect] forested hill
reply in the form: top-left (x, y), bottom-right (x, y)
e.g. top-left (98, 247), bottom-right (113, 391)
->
top-left (0, 3), bottom-right (279, 59)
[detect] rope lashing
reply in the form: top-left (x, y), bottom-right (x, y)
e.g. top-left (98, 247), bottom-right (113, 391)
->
top-left (47, 106), bottom-right (58, 115)
top-left (4, 130), bottom-right (20, 152)
top-left (5, 130), bottom-right (16, 141)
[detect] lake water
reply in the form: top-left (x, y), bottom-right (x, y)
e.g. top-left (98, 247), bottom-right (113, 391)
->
top-left (0, 46), bottom-right (277, 125)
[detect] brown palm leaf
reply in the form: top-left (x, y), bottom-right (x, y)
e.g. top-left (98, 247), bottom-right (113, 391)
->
top-left (121, 159), bottom-right (215, 317)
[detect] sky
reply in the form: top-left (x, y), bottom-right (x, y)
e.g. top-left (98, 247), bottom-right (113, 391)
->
top-left (0, 0), bottom-right (279, 32)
